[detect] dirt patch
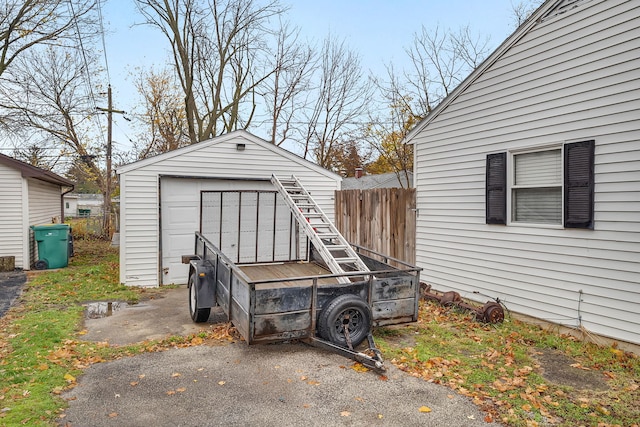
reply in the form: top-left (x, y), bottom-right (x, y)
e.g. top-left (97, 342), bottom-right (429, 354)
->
top-left (533, 348), bottom-right (609, 391)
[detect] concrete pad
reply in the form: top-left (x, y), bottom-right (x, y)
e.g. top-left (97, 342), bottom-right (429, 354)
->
top-left (81, 286), bottom-right (214, 345)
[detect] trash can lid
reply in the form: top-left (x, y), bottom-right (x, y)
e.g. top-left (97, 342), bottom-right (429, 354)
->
top-left (31, 224), bottom-right (70, 230)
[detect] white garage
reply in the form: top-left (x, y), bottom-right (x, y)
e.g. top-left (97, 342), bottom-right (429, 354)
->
top-left (116, 130), bottom-right (341, 287)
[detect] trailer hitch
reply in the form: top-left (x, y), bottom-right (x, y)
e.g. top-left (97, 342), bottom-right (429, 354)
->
top-left (307, 333), bottom-right (386, 373)
top-left (421, 283), bottom-right (505, 324)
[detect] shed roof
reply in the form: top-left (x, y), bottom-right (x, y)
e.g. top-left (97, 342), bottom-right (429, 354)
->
top-left (117, 130), bottom-right (341, 181)
top-left (0, 153), bottom-right (74, 187)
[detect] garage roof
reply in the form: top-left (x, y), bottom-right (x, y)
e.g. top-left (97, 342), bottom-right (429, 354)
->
top-left (0, 153), bottom-right (74, 187)
top-left (117, 130), bottom-right (341, 181)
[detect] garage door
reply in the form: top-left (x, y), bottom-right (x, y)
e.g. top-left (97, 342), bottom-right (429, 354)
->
top-left (160, 177), bottom-right (273, 285)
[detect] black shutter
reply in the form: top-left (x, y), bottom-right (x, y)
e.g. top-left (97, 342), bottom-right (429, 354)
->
top-left (486, 152), bottom-right (507, 224)
top-left (564, 140), bottom-right (595, 229)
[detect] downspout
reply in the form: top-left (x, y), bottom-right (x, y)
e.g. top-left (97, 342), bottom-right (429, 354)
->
top-left (61, 186), bottom-right (75, 223)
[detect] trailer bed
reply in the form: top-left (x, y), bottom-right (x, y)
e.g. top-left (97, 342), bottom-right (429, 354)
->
top-left (240, 262), bottom-right (335, 289)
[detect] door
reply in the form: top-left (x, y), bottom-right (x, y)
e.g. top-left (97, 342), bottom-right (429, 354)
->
top-left (160, 177), bottom-right (273, 285)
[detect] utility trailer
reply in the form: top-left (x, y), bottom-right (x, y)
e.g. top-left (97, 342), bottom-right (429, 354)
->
top-left (184, 175), bottom-right (422, 371)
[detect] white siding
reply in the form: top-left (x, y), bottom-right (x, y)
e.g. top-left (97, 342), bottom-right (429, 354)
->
top-left (28, 179), bottom-right (63, 225)
top-left (118, 131), bottom-right (341, 287)
top-left (413, 0), bottom-right (640, 345)
top-left (0, 163), bottom-right (25, 268)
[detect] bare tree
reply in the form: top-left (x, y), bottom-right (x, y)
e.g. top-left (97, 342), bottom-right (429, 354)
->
top-left (136, 0), bottom-right (286, 143)
top-left (300, 36), bottom-right (372, 170)
top-left (0, 45), bottom-right (106, 200)
top-left (510, 0), bottom-right (544, 28)
top-left (404, 25), bottom-right (491, 117)
top-left (132, 67), bottom-right (190, 158)
top-left (0, 0), bottom-right (97, 77)
top-left (365, 65), bottom-right (417, 186)
top-left (262, 20), bottom-right (315, 146)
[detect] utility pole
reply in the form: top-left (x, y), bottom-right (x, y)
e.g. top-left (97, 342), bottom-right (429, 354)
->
top-left (97, 85), bottom-right (125, 239)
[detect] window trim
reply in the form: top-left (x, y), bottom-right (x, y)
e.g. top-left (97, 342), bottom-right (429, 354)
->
top-left (508, 144), bottom-right (563, 227)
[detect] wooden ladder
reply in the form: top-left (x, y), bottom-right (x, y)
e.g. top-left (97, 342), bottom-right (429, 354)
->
top-left (271, 174), bottom-right (370, 284)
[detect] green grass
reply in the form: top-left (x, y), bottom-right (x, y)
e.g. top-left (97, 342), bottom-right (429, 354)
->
top-left (0, 239), bottom-right (158, 426)
top-left (376, 303), bottom-right (640, 426)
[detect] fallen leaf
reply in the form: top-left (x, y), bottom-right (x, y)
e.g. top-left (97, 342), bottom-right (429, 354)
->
top-left (171, 373), bottom-right (181, 378)
top-left (138, 374), bottom-right (146, 379)
top-left (108, 412), bottom-right (118, 418)
top-left (130, 382), bottom-right (138, 387)
top-left (351, 363), bottom-right (369, 373)
top-left (63, 373), bottom-right (76, 383)
top-left (340, 411), bottom-right (351, 417)
top-left (377, 414), bottom-right (384, 419)
top-left (166, 390), bottom-right (176, 395)
top-left (307, 380), bottom-right (320, 386)
top-left (419, 406), bottom-right (432, 413)
top-left (522, 404), bottom-right (532, 411)
top-left (176, 387), bottom-right (186, 393)
top-left (218, 381), bottom-right (225, 386)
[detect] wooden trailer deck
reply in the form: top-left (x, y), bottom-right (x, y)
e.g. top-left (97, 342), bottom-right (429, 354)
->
top-left (240, 262), bottom-right (338, 288)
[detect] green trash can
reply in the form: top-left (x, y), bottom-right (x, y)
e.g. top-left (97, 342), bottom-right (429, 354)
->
top-left (32, 224), bottom-right (70, 270)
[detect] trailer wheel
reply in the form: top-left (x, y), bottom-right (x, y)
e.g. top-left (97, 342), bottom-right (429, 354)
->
top-left (189, 273), bottom-right (211, 323)
top-left (318, 294), bottom-right (371, 348)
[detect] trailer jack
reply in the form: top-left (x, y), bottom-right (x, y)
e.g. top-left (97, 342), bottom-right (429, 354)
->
top-left (421, 283), bottom-right (505, 324)
top-left (306, 333), bottom-right (386, 373)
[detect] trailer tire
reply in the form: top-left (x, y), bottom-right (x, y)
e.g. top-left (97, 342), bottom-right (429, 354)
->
top-left (189, 273), bottom-right (211, 323)
top-left (318, 294), bottom-right (371, 348)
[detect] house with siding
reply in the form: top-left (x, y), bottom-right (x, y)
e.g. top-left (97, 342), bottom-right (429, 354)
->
top-left (0, 153), bottom-right (74, 269)
top-left (405, 0), bottom-right (639, 347)
top-left (116, 130), bottom-right (341, 287)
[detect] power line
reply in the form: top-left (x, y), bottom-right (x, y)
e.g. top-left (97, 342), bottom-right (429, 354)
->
top-left (67, 0), bottom-right (106, 148)
top-left (96, 0), bottom-right (111, 83)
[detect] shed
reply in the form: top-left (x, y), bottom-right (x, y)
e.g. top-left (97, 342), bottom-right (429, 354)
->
top-left (0, 153), bottom-right (74, 269)
top-left (116, 130), bottom-right (342, 287)
top-left (405, 0), bottom-right (640, 346)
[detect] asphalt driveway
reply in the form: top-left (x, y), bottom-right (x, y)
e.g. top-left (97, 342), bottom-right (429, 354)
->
top-left (0, 270), bottom-right (26, 318)
top-left (60, 287), bottom-right (497, 427)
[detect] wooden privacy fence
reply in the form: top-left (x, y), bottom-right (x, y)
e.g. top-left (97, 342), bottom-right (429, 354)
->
top-left (334, 188), bottom-right (416, 265)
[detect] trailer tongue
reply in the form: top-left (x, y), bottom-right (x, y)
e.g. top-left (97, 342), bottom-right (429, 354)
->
top-left (184, 175), bottom-right (421, 372)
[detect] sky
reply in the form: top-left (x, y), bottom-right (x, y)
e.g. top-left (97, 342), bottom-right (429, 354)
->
top-left (98, 0), bottom-right (523, 156)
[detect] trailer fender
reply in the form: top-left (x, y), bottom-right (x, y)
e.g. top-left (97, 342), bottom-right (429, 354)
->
top-left (189, 260), bottom-right (217, 309)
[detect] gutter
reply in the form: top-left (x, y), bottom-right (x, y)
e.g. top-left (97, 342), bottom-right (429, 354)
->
top-left (61, 185), bottom-right (75, 223)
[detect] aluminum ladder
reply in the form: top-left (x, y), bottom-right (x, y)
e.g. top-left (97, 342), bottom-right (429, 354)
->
top-left (271, 174), bottom-right (370, 284)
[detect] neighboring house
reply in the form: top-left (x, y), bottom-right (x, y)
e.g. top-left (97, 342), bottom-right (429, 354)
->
top-left (63, 193), bottom-right (105, 217)
top-left (63, 193), bottom-right (78, 218)
top-left (405, 0), bottom-right (640, 347)
top-left (0, 153), bottom-right (74, 269)
top-left (116, 130), bottom-right (342, 287)
top-left (341, 170), bottom-right (413, 190)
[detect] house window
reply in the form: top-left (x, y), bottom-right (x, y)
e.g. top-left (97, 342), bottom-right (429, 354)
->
top-left (486, 140), bottom-right (594, 228)
top-left (65, 202), bottom-right (70, 209)
top-left (512, 149), bottom-right (562, 224)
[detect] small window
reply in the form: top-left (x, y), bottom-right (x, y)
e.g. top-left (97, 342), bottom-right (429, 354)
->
top-left (486, 140), bottom-right (594, 229)
top-left (65, 202), bottom-right (70, 209)
top-left (512, 149), bottom-right (562, 224)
